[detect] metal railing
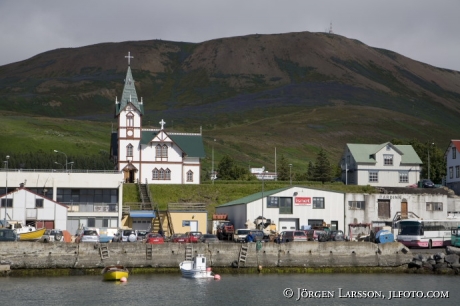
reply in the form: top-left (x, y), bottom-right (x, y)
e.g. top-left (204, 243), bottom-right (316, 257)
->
top-left (168, 203), bottom-right (207, 211)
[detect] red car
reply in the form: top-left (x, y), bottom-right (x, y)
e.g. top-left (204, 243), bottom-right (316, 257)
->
top-left (145, 233), bottom-right (164, 244)
top-left (171, 233), bottom-right (189, 243)
top-left (186, 231), bottom-right (202, 243)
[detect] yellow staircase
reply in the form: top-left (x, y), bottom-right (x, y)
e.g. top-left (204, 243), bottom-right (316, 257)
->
top-left (151, 210), bottom-right (174, 237)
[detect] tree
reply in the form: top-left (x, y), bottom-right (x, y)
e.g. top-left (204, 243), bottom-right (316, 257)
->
top-left (277, 154), bottom-right (290, 181)
top-left (217, 155), bottom-right (253, 180)
top-left (313, 148), bottom-right (332, 183)
top-left (306, 161), bottom-right (315, 181)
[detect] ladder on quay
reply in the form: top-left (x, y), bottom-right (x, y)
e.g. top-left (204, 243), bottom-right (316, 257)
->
top-left (185, 245), bottom-right (193, 261)
top-left (238, 244), bottom-right (249, 268)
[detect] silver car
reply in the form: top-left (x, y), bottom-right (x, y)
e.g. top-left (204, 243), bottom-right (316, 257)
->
top-left (80, 229), bottom-right (100, 243)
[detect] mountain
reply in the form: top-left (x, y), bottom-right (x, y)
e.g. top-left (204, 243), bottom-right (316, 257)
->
top-left (1, 31), bottom-right (460, 172)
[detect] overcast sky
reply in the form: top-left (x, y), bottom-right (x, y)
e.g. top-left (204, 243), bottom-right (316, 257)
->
top-left (1, 0), bottom-right (459, 71)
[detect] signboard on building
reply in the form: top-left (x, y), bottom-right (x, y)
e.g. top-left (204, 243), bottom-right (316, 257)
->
top-left (295, 197), bottom-right (311, 205)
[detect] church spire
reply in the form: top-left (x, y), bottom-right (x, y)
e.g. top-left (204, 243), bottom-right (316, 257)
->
top-left (115, 52), bottom-right (144, 115)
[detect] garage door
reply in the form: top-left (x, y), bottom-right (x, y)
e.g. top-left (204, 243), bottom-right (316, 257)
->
top-left (279, 219), bottom-right (298, 231)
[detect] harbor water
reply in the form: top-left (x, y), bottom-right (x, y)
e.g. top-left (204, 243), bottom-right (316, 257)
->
top-left (0, 273), bottom-right (457, 306)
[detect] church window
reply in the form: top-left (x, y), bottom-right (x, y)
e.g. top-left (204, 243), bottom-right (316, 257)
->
top-left (187, 170), bottom-right (193, 182)
top-left (159, 168), bottom-right (165, 180)
top-left (155, 144), bottom-right (168, 159)
top-left (156, 144), bottom-right (162, 158)
top-left (126, 113), bottom-right (134, 127)
top-left (152, 168), bottom-right (159, 180)
top-left (165, 168), bottom-right (171, 180)
top-left (162, 144), bottom-right (168, 158)
top-left (126, 144), bottom-right (133, 157)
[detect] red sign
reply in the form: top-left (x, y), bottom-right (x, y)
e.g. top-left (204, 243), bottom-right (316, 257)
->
top-left (295, 197), bottom-right (311, 205)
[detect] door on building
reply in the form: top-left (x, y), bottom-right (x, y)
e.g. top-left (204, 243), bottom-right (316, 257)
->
top-left (330, 221), bottom-right (338, 231)
top-left (378, 200), bottom-right (391, 219)
top-left (279, 218), bottom-right (298, 231)
top-left (190, 221), bottom-right (198, 232)
top-left (401, 200), bottom-right (408, 219)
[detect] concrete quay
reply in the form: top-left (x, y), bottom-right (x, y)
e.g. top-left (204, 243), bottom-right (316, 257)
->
top-left (0, 241), bottom-right (412, 271)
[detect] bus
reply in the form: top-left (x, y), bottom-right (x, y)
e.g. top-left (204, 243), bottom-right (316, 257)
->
top-left (396, 219), bottom-right (460, 248)
top-left (452, 226), bottom-right (460, 247)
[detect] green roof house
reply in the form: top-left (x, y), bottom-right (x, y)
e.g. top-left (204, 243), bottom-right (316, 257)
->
top-left (340, 142), bottom-right (422, 187)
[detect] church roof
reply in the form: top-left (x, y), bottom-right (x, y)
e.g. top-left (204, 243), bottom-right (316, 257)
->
top-left (140, 131), bottom-right (206, 158)
top-left (115, 64), bottom-right (144, 115)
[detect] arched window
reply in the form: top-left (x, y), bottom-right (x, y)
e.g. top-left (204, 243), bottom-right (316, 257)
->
top-left (165, 168), bottom-right (171, 180)
top-left (126, 144), bottom-right (133, 157)
top-left (126, 113), bottom-right (134, 127)
top-left (187, 170), bottom-right (193, 182)
top-left (152, 168), bottom-right (159, 180)
top-left (162, 144), bottom-right (168, 158)
top-left (159, 168), bottom-right (165, 180)
top-left (155, 144), bottom-right (162, 158)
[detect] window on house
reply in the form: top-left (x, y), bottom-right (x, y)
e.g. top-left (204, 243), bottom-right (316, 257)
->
top-left (426, 202), bottom-right (443, 211)
top-left (456, 166), bottom-right (460, 178)
top-left (279, 197), bottom-right (293, 214)
top-left (155, 144), bottom-right (162, 158)
top-left (88, 218), bottom-right (96, 227)
top-left (35, 199), bottom-right (44, 208)
top-left (348, 201), bottom-right (365, 210)
top-left (187, 170), bottom-right (193, 182)
top-left (126, 113), bottom-right (134, 127)
top-left (313, 197), bottom-right (325, 209)
top-left (126, 144), bottom-right (133, 157)
top-left (453, 146), bottom-right (457, 159)
top-left (369, 171), bottom-right (378, 182)
top-left (152, 168), bottom-right (159, 180)
top-left (399, 172), bottom-right (409, 183)
top-left (161, 144), bottom-right (168, 158)
top-left (1, 199), bottom-right (13, 208)
top-left (165, 168), bottom-right (171, 180)
top-left (450, 167), bottom-right (454, 179)
top-left (383, 154), bottom-right (393, 166)
top-left (159, 168), bottom-right (165, 180)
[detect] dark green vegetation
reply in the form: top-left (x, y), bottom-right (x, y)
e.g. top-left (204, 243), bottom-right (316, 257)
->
top-left (1, 32), bottom-right (459, 176)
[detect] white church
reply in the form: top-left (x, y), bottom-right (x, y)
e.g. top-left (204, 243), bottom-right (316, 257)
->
top-left (110, 52), bottom-right (205, 184)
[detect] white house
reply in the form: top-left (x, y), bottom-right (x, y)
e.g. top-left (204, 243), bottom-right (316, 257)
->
top-left (445, 140), bottom-right (460, 195)
top-left (215, 186), bottom-right (345, 232)
top-left (0, 187), bottom-right (68, 230)
top-left (109, 52), bottom-right (206, 184)
top-left (1, 170), bottom-right (123, 235)
top-left (345, 187), bottom-right (449, 237)
top-left (340, 142), bottom-right (422, 187)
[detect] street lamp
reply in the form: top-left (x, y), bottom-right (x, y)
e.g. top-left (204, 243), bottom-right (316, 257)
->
top-left (3, 155), bottom-right (9, 228)
top-left (289, 164), bottom-right (292, 186)
top-left (261, 167), bottom-right (267, 230)
top-left (211, 139), bottom-right (216, 184)
top-left (428, 143), bottom-right (434, 180)
top-left (54, 150), bottom-right (68, 172)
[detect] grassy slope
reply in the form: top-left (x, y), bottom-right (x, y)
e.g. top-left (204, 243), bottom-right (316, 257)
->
top-left (123, 182), bottom-right (376, 218)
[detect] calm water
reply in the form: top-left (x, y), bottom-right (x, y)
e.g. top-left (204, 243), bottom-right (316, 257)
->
top-left (0, 273), bottom-right (457, 306)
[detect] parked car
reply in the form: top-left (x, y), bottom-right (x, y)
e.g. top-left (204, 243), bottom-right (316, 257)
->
top-left (232, 229), bottom-right (264, 242)
top-left (329, 230), bottom-right (345, 241)
top-left (145, 233), bottom-right (165, 244)
top-left (136, 230), bottom-right (149, 242)
top-left (113, 229), bottom-right (137, 242)
top-left (276, 230), bottom-right (308, 243)
top-left (171, 233), bottom-right (189, 243)
top-left (421, 179), bottom-right (435, 188)
top-left (185, 231), bottom-right (202, 243)
top-left (80, 228), bottom-right (100, 243)
top-left (39, 229), bottom-right (64, 243)
top-left (305, 229), bottom-right (327, 241)
top-left (0, 228), bottom-right (18, 241)
top-left (99, 227), bottom-right (119, 243)
top-left (199, 234), bottom-right (219, 243)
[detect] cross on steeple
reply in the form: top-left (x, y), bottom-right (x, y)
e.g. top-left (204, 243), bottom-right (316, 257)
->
top-left (160, 119), bottom-right (166, 130)
top-left (125, 51), bottom-right (133, 65)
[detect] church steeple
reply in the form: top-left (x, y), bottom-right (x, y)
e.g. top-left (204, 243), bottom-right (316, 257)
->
top-left (115, 52), bottom-right (144, 115)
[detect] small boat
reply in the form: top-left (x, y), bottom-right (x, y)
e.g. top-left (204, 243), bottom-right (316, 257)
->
top-left (101, 265), bottom-right (129, 281)
top-left (179, 254), bottom-right (217, 279)
top-left (18, 227), bottom-right (47, 241)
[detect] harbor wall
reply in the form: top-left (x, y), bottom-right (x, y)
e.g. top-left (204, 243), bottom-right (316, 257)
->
top-left (0, 241), bottom-right (412, 270)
